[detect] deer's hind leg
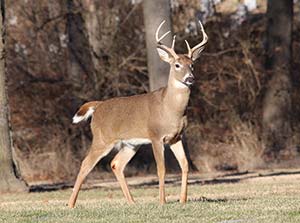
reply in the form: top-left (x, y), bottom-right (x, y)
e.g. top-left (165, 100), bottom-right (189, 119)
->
top-left (68, 141), bottom-right (113, 208)
top-left (111, 146), bottom-right (138, 204)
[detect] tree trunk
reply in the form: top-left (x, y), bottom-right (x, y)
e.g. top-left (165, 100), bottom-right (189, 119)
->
top-left (67, 0), bottom-right (93, 90)
top-left (67, 0), bottom-right (97, 114)
top-left (0, 0), bottom-right (27, 193)
top-left (80, 0), bottom-right (119, 93)
top-left (143, 0), bottom-right (173, 91)
top-left (262, 0), bottom-right (293, 159)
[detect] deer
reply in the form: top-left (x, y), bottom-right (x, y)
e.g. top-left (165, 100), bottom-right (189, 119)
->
top-left (68, 20), bottom-right (208, 208)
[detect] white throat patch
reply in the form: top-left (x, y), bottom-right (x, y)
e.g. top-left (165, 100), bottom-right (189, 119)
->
top-left (174, 79), bottom-right (188, 89)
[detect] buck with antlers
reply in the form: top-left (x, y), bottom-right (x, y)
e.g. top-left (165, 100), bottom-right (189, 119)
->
top-left (68, 20), bottom-right (208, 208)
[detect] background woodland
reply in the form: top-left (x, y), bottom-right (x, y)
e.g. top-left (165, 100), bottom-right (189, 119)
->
top-left (1, 0), bottom-right (300, 189)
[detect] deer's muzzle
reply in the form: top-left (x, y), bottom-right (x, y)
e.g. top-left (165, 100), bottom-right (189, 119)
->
top-left (183, 74), bottom-right (194, 86)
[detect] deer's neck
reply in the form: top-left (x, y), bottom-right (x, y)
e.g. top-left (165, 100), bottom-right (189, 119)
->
top-left (163, 78), bottom-right (190, 116)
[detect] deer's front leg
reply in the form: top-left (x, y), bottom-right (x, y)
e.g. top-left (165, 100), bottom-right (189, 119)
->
top-left (151, 140), bottom-right (166, 205)
top-left (170, 140), bottom-right (188, 203)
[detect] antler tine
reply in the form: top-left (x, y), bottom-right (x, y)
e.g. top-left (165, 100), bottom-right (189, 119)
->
top-left (188, 20), bottom-right (208, 57)
top-left (197, 20), bottom-right (208, 46)
top-left (155, 20), bottom-right (171, 43)
top-left (155, 20), bottom-right (178, 59)
top-left (185, 40), bottom-right (191, 57)
top-left (171, 35), bottom-right (176, 49)
top-left (157, 31), bottom-right (171, 43)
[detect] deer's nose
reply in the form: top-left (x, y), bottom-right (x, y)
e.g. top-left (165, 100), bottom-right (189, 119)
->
top-left (183, 73), bottom-right (194, 86)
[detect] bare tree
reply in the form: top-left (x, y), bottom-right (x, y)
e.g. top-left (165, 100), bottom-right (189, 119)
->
top-left (263, 0), bottom-right (293, 158)
top-left (143, 0), bottom-right (173, 91)
top-left (0, 0), bottom-right (27, 192)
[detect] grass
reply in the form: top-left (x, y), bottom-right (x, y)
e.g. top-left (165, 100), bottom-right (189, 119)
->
top-left (1, 172), bottom-right (300, 223)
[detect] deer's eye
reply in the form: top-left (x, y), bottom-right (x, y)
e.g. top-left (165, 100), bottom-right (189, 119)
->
top-left (175, 63), bottom-right (181, 69)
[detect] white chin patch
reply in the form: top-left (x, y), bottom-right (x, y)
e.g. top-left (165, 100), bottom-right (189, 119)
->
top-left (185, 81), bottom-right (193, 85)
top-left (174, 79), bottom-right (188, 88)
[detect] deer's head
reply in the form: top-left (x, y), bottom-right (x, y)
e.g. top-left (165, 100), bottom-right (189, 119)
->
top-left (155, 20), bottom-right (208, 88)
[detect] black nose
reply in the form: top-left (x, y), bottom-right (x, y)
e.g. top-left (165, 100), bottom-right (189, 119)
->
top-left (184, 75), bottom-right (195, 85)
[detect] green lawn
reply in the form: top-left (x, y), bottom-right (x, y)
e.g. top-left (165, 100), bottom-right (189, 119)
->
top-left (1, 172), bottom-right (300, 223)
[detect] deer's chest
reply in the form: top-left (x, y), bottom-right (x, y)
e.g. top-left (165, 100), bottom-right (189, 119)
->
top-left (161, 115), bottom-right (187, 144)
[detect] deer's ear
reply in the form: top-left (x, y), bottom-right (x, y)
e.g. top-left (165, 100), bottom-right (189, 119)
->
top-left (157, 47), bottom-right (173, 63)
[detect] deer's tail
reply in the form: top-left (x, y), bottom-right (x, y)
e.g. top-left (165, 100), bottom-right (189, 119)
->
top-left (72, 101), bottom-right (100, 124)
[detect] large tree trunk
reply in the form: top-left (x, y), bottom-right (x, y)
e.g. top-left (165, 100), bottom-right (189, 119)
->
top-left (67, 0), bottom-right (96, 113)
top-left (0, 0), bottom-right (27, 193)
top-left (80, 0), bottom-right (119, 93)
top-left (67, 0), bottom-right (94, 92)
top-left (143, 0), bottom-right (173, 91)
top-left (262, 0), bottom-right (293, 159)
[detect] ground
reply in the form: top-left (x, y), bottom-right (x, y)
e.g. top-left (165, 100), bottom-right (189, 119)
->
top-left (1, 169), bottom-right (300, 223)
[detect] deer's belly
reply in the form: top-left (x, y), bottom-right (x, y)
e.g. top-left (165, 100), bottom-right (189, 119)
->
top-left (114, 138), bottom-right (151, 150)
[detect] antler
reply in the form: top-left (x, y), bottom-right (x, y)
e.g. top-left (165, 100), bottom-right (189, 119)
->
top-left (155, 20), bottom-right (178, 58)
top-left (185, 20), bottom-right (208, 58)
top-left (155, 20), bottom-right (171, 43)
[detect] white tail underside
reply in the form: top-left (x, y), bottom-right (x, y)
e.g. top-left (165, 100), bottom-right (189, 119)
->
top-left (72, 107), bottom-right (95, 124)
